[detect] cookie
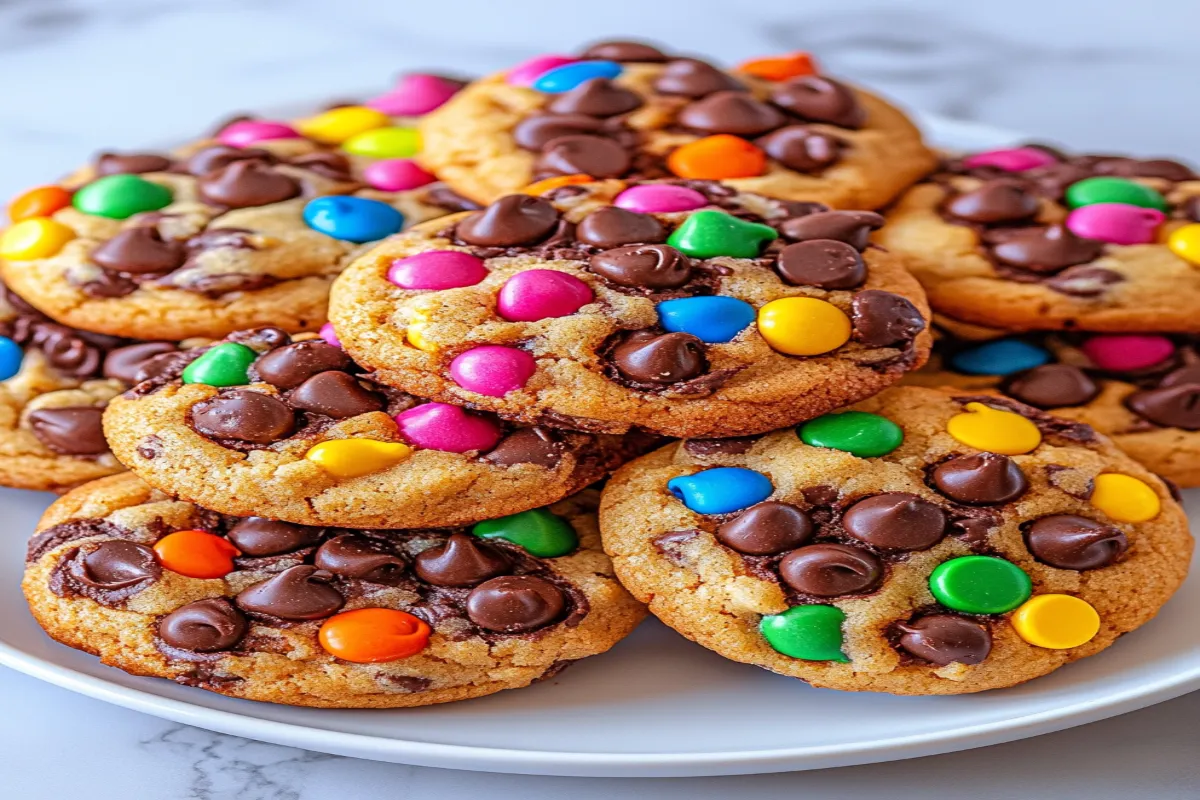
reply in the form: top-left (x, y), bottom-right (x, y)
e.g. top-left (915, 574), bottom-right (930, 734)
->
top-left (103, 326), bottom-right (637, 528)
top-left (329, 179), bottom-right (932, 438)
top-left (599, 385), bottom-right (1191, 694)
top-left (23, 472), bottom-right (645, 707)
top-left (878, 145), bottom-right (1200, 331)
top-left (417, 42), bottom-right (935, 208)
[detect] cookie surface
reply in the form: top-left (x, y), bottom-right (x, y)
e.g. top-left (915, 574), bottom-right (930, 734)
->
top-left (418, 42), bottom-right (934, 208)
top-left (879, 146), bottom-right (1200, 331)
top-left (104, 327), bottom-right (637, 528)
top-left (24, 473), bottom-right (644, 708)
top-left (329, 180), bottom-right (931, 438)
top-left (600, 385), bottom-right (1191, 694)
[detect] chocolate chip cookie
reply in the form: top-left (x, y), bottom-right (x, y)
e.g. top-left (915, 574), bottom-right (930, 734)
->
top-left (600, 385), bottom-right (1191, 694)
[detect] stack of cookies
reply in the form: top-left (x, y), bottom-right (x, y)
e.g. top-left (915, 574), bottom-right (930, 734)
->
top-left (6, 39), bottom-right (1194, 705)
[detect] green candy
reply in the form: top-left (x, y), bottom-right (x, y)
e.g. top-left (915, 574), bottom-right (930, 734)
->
top-left (667, 210), bottom-right (777, 259)
top-left (72, 174), bottom-right (173, 220)
top-left (181, 343), bottom-right (257, 387)
top-left (472, 508), bottom-right (578, 557)
top-left (929, 556), bottom-right (1031, 614)
top-left (760, 605), bottom-right (850, 662)
top-left (798, 411), bottom-right (903, 458)
top-left (1064, 176), bottom-right (1168, 211)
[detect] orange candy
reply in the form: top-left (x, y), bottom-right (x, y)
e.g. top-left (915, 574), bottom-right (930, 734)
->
top-left (522, 174), bottom-right (594, 195)
top-left (153, 530), bottom-right (240, 579)
top-left (667, 135), bottom-right (766, 181)
top-left (9, 186), bottom-right (72, 222)
top-left (318, 608), bottom-right (432, 662)
top-left (737, 52), bottom-right (819, 81)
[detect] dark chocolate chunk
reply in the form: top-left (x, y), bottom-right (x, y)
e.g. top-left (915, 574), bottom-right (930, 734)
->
top-left (95, 152), bottom-right (172, 176)
top-left (580, 40), bottom-right (669, 62)
top-left (851, 290), bottom-right (926, 347)
top-left (654, 58), bottom-right (745, 97)
top-left (465, 575), bottom-right (566, 633)
top-left (197, 161), bottom-right (300, 208)
top-left (756, 126), bottom-right (842, 172)
top-left (159, 598), bottom-right (247, 652)
top-left (79, 541), bottom-right (160, 589)
top-left (537, 135), bottom-right (631, 178)
top-left (235, 565), bottom-right (344, 620)
top-left (778, 543), bottom-right (883, 597)
top-left (483, 427), bottom-right (563, 468)
top-left (287, 371), bottom-right (385, 418)
top-left (513, 113), bottom-right (605, 151)
top-left (895, 614), bottom-right (991, 665)
top-left (589, 244), bottom-right (691, 289)
top-left (1024, 514), bottom-right (1128, 570)
top-left (548, 78), bottom-right (642, 117)
top-left (91, 227), bottom-right (186, 275)
top-left (988, 225), bottom-right (1104, 273)
top-left (677, 91), bottom-right (786, 136)
top-left (932, 453), bottom-right (1028, 505)
top-left (413, 533), bottom-right (512, 587)
top-left (191, 390), bottom-right (295, 444)
top-left (775, 239), bottom-right (866, 289)
top-left (456, 195), bottom-right (560, 247)
top-left (27, 407), bottom-right (108, 455)
top-left (252, 341), bottom-right (351, 390)
top-left (1005, 364), bottom-right (1099, 409)
top-left (226, 518), bottom-right (323, 557)
top-left (715, 501), bottom-right (813, 555)
top-left (610, 330), bottom-right (706, 384)
top-left (945, 181), bottom-right (1040, 224)
top-left (313, 535), bottom-right (406, 584)
top-left (778, 210), bottom-right (883, 250)
top-left (770, 77), bottom-right (865, 128)
top-left (842, 493), bottom-right (947, 551)
top-left (104, 342), bottom-right (178, 383)
top-left (1127, 384), bottom-right (1200, 430)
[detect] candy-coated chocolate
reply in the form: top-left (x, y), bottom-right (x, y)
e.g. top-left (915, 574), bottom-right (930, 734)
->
top-left (449, 346), bottom-right (537, 396)
top-left (497, 269), bottom-right (594, 321)
top-left (364, 158), bottom-right (436, 191)
top-left (798, 411), bottom-right (904, 457)
top-left (961, 147), bottom-right (1057, 172)
top-left (949, 339), bottom-right (1051, 376)
top-left (928, 555), bottom-right (1032, 614)
top-left (0, 217), bottom-right (75, 260)
top-left (668, 467), bottom-right (774, 515)
top-left (946, 402), bottom-right (1041, 455)
top-left (72, 174), bottom-right (172, 220)
top-left (666, 209), bottom-right (777, 259)
top-left (507, 55), bottom-right (578, 87)
top-left (318, 322), bottom-right (342, 348)
top-left (342, 127), bottom-right (421, 159)
top-left (302, 196), bottom-right (404, 243)
top-left (522, 174), bottom-right (594, 195)
top-left (388, 250), bottom-right (488, 290)
top-left (656, 296), bottom-right (756, 344)
top-left (1081, 334), bottom-right (1174, 372)
top-left (153, 529), bottom-right (240, 579)
top-left (759, 604), bottom-right (849, 662)
top-left (180, 342), bottom-right (257, 387)
top-left (472, 508), bottom-right (578, 557)
top-left (0, 337), bottom-right (23, 381)
top-left (395, 402), bottom-right (503, 453)
top-left (216, 120), bottom-right (299, 148)
top-left (667, 135), bottom-right (766, 180)
top-left (736, 51), bottom-right (818, 81)
top-left (405, 309), bottom-right (435, 352)
top-left (9, 185), bottom-right (71, 222)
top-left (303, 439), bottom-right (413, 477)
top-left (613, 184), bottom-right (707, 214)
top-left (757, 296), bottom-right (851, 356)
top-left (1064, 203), bottom-right (1164, 245)
top-left (1010, 594), bottom-right (1100, 649)
top-left (532, 60), bottom-right (622, 93)
top-left (296, 105), bottom-right (391, 144)
top-left (318, 608), bottom-right (432, 662)
top-left (367, 73), bottom-right (460, 116)
top-left (1064, 176), bottom-right (1168, 211)
top-left (1090, 473), bottom-right (1161, 522)
top-left (1167, 223), bottom-right (1200, 266)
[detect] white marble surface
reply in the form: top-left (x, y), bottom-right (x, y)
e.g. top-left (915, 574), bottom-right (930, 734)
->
top-left (2, 0), bottom-right (1199, 796)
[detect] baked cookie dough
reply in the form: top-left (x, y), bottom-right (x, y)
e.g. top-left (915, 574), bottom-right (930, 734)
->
top-left (600, 385), bottom-right (1191, 695)
top-left (418, 41), bottom-right (935, 208)
top-left (329, 179), bottom-right (932, 438)
top-left (23, 473), bottom-right (645, 708)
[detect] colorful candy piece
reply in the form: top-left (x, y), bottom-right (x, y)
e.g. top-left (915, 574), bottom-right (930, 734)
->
top-left (507, 55), bottom-right (578, 87)
top-left (473, 508), bottom-right (578, 557)
top-left (0, 337), bottom-right (23, 381)
top-left (759, 604), bottom-right (849, 662)
top-left (614, 184), bottom-right (707, 214)
top-left (388, 250), bottom-right (488, 290)
top-left (1010, 594), bottom-right (1100, 649)
top-left (153, 530), bottom-right (239, 579)
top-left (217, 120), bottom-right (299, 148)
top-left (318, 322), bottom-right (342, 348)
top-left (946, 402), bottom-right (1041, 455)
top-left (799, 411), bottom-right (904, 457)
top-left (657, 296), bottom-right (756, 343)
top-left (667, 135), bottom-right (766, 180)
top-left (532, 60), bottom-right (622, 93)
top-left (949, 339), bottom-right (1051, 376)
top-left (961, 147), bottom-right (1057, 172)
top-left (1064, 176), bottom-right (1168, 211)
top-left (757, 296), bottom-right (851, 356)
top-left (295, 106), bottom-right (390, 145)
top-left (364, 159), bottom-right (436, 192)
top-left (319, 608), bottom-right (432, 662)
top-left (929, 555), bottom-right (1032, 614)
top-left (9, 186), bottom-right (71, 222)
top-left (304, 439), bottom-right (413, 477)
top-left (367, 73), bottom-right (461, 116)
top-left (72, 175), bottom-right (172, 220)
top-left (395, 402), bottom-right (503, 453)
top-left (449, 346), bottom-right (536, 396)
top-left (303, 196), bottom-right (404, 243)
top-left (737, 52), bottom-right (818, 81)
top-left (1081, 334), bottom-right (1174, 372)
top-left (668, 467), bottom-right (774, 515)
top-left (1065, 203), bottom-right (1164, 245)
top-left (342, 127), bottom-right (421, 159)
top-left (497, 269), bottom-right (594, 321)
top-left (405, 309), bottom-right (436, 352)
top-left (667, 209), bottom-right (777, 259)
top-left (1167, 223), bottom-right (1200, 266)
top-left (522, 174), bottom-right (594, 195)
top-left (0, 218), bottom-right (75, 260)
top-left (181, 342), bottom-right (257, 387)
top-left (1090, 473), bottom-right (1161, 523)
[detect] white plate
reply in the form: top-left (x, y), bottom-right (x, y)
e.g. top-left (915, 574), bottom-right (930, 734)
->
top-left (1, 116), bottom-right (1197, 778)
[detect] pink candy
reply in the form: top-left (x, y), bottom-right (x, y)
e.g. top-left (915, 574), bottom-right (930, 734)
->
top-left (1082, 334), bottom-right (1175, 372)
top-left (216, 120), bottom-right (300, 148)
top-left (364, 158), bottom-right (437, 192)
top-left (506, 55), bottom-right (577, 87)
top-left (497, 269), bottom-right (593, 322)
top-left (1065, 203), bottom-right (1165, 246)
top-left (395, 402), bottom-right (502, 453)
top-left (318, 322), bottom-right (341, 348)
top-left (450, 346), bottom-right (536, 396)
top-left (614, 184), bottom-right (708, 214)
top-left (962, 147), bottom-right (1057, 172)
top-left (388, 250), bottom-right (488, 290)
top-left (368, 74), bottom-right (461, 117)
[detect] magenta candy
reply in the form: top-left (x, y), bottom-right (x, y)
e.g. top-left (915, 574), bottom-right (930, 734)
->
top-left (364, 159), bottom-right (437, 191)
top-left (216, 120), bottom-right (300, 148)
top-left (388, 250), bottom-right (488, 290)
top-left (497, 269), bottom-right (593, 322)
top-left (1082, 334), bottom-right (1175, 372)
top-left (506, 55), bottom-right (577, 87)
top-left (962, 147), bottom-right (1057, 172)
top-left (1065, 202), bottom-right (1165, 246)
top-left (367, 74), bottom-right (460, 116)
top-left (318, 322), bottom-right (342, 348)
top-left (614, 184), bottom-right (708, 214)
top-left (395, 402), bottom-right (503, 453)
top-left (450, 346), bottom-right (536, 396)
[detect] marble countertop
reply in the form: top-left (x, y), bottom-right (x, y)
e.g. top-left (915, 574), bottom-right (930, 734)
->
top-left (2, 0), bottom-right (1198, 796)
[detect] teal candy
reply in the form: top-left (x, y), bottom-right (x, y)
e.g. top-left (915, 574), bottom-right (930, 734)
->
top-left (949, 339), bottom-right (1051, 376)
top-left (667, 467), bottom-right (773, 515)
top-left (798, 411), bottom-right (904, 457)
top-left (666, 210), bottom-right (778, 259)
top-left (181, 343), bottom-right (257, 387)
top-left (760, 605), bottom-right (850, 662)
top-left (657, 296), bottom-right (756, 343)
top-left (929, 556), bottom-right (1032, 614)
top-left (532, 60), bottom-right (623, 93)
top-left (1064, 177), bottom-right (1168, 211)
top-left (72, 175), bottom-right (173, 220)
top-left (472, 508), bottom-right (578, 557)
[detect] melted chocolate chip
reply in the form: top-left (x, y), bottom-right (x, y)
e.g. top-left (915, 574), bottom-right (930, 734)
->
top-left (716, 501), bottom-right (813, 555)
top-left (580, 40), bottom-right (669, 62)
top-left (79, 541), bottom-right (160, 589)
top-left (1127, 384), bottom-right (1200, 430)
top-left (513, 113), bottom-right (605, 151)
top-left (775, 239), bottom-right (866, 289)
top-left (1005, 364), bottom-right (1099, 409)
top-left (1045, 265), bottom-right (1123, 297)
top-left (252, 341), bottom-right (351, 389)
top-left (104, 342), bottom-right (178, 383)
top-left (198, 161), bottom-right (300, 208)
top-left (91, 227), bottom-right (186, 275)
top-left (235, 565), bottom-right (344, 620)
top-left (226, 518), bottom-right (323, 557)
top-left (770, 77), bottom-right (865, 128)
top-left (287, 371), bottom-right (385, 418)
top-left (422, 185), bottom-right (483, 213)
top-left (159, 598), bottom-right (248, 652)
top-left (313, 535), bottom-right (406, 584)
top-left (945, 181), bottom-right (1040, 224)
top-left (191, 390), bottom-right (295, 444)
top-left (756, 126), bottom-right (842, 172)
top-left (1024, 515), bottom-right (1128, 570)
top-left (28, 407), bottom-right (108, 455)
top-left (678, 91), bottom-right (786, 136)
top-left (778, 543), bottom-right (883, 597)
top-left (988, 225), bottom-right (1104, 273)
top-left (895, 614), bottom-right (991, 665)
top-left (842, 493), bottom-right (947, 551)
top-left (1160, 365), bottom-right (1200, 388)
top-left (576, 207), bottom-right (665, 248)
top-left (683, 435), bottom-right (759, 456)
top-left (96, 152), bottom-right (172, 176)
top-left (465, 575), bottom-right (566, 632)
top-left (932, 453), bottom-right (1028, 505)
top-left (655, 59), bottom-right (745, 97)
top-left (482, 427), bottom-right (563, 467)
top-left (548, 78), bottom-right (642, 117)
top-left (413, 533), bottom-right (512, 587)
top-left (610, 330), bottom-right (706, 384)
top-left (537, 135), bottom-right (631, 178)
top-left (185, 145), bottom-right (275, 177)
top-left (1093, 157), bottom-right (1194, 181)
top-left (456, 195), bottom-right (560, 247)
top-left (290, 151), bottom-right (355, 182)
top-left (851, 290), bottom-right (926, 348)
top-left (589, 244), bottom-right (691, 290)
top-left (778, 210), bottom-right (883, 250)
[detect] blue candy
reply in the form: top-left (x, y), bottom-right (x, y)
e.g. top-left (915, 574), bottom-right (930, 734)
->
top-left (303, 196), bottom-right (404, 243)
top-left (0, 337), bottom-right (21, 381)
top-left (949, 339), bottom-right (1051, 376)
top-left (532, 60), bottom-right (623, 93)
top-left (657, 296), bottom-right (756, 344)
top-left (667, 467), bottom-right (774, 515)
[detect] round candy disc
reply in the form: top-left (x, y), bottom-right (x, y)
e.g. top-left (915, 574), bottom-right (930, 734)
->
top-left (757, 297), bottom-right (851, 356)
top-left (1090, 473), bottom-right (1161, 523)
top-left (928, 555), bottom-right (1032, 614)
top-left (181, 342), bottom-right (257, 387)
top-left (946, 402), bottom-right (1041, 455)
top-left (318, 608), bottom-right (431, 662)
top-left (949, 339), bottom-right (1050, 376)
top-left (798, 411), bottom-right (903, 457)
top-left (667, 467), bottom-right (773, 515)
top-left (72, 174), bottom-right (172, 220)
top-left (472, 508), bottom-right (578, 557)
top-left (759, 604), bottom-right (850, 662)
top-left (1010, 594), bottom-right (1100, 649)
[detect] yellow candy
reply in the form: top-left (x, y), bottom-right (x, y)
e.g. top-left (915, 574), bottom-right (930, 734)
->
top-left (405, 309), bottom-right (436, 352)
top-left (304, 439), bottom-right (412, 478)
top-left (1167, 223), bottom-right (1200, 266)
top-left (946, 402), bottom-right (1041, 455)
top-left (295, 106), bottom-right (391, 144)
top-left (756, 297), bottom-right (851, 356)
top-left (342, 127), bottom-right (421, 159)
top-left (1090, 473), bottom-right (1161, 522)
top-left (0, 217), bottom-right (75, 260)
top-left (1011, 594), bottom-right (1100, 649)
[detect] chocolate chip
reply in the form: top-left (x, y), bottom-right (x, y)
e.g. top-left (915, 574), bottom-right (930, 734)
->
top-left (413, 533), bottom-right (512, 587)
top-left (932, 453), bottom-right (1028, 505)
top-left (771, 77), bottom-right (865, 129)
top-left (158, 598), bottom-right (247, 652)
top-left (1045, 265), bottom-right (1123, 297)
top-left (756, 126), bottom-right (841, 172)
top-left (548, 78), bottom-right (642, 117)
top-left (895, 614), bottom-right (991, 666)
top-left (185, 145), bottom-right (275, 177)
top-left (235, 565), bottom-right (344, 620)
top-left (677, 91), bottom-right (786, 136)
top-left (191, 390), bottom-right (295, 444)
top-left (945, 181), bottom-right (1040, 224)
top-left (313, 535), bottom-right (406, 584)
top-left (778, 210), bottom-right (883, 250)
top-left (95, 152), bottom-right (173, 176)
top-left (482, 427), bottom-right (563, 467)
top-left (104, 342), bottom-right (178, 383)
top-left (580, 40), bottom-right (668, 62)
top-left (465, 575), bottom-right (566, 632)
top-left (683, 435), bottom-right (759, 456)
top-left (91, 227), bottom-right (186, 275)
top-left (589, 244), bottom-right (691, 290)
top-left (289, 151), bottom-right (354, 182)
top-left (198, 161), bottom-right (300, 209)
top-left (716, 501), bottom-right (813, 555)
top-left (79, 541), bottom-right (160, 588)
top-left (778, 543), bottom-right (883, 597)
top-left (988, 225), bottom-right (1104, 273)
top-left (1127, 384), bottom-right (1200, 430)
top-left (842, 493), bottom-right (947, 551)
top-left (537, 135), bottom-right (631, 178)
top-left (1005, 364), bottom-right (1099, 409)
top-left (576, 207), bottom-right (665, 248)
top-left (1159, 365), bottom-right (1200, 388)
top-left (610, 330), bottom-right (706, 384)
top-left (252, 341), bottom-right (351, 390)
top-left (226, 518), bottom-right (323, 557)
top-left (513, 113), bottom-right (604, 151)
top-left (456, 195), bottom-right (560, 247)
top-left (1093, 157), bottom-right (1194, 182)
top-left (775, 239), bottom-right (866, 289)
top-left (28, 407), bottom-right (108, 455)
top-left (1024, 515), bottom-right (1128, 570)
top-left (422, 185), bottom-right (483, 213)
top-left (1024, 163), bottom-right (1093, 201)
top-left (287, 371), bottom-right (385, 418)
top-left (851, 290), bottom-right (926, 347)
top-left (654, 58), bottom-right (745, 97)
